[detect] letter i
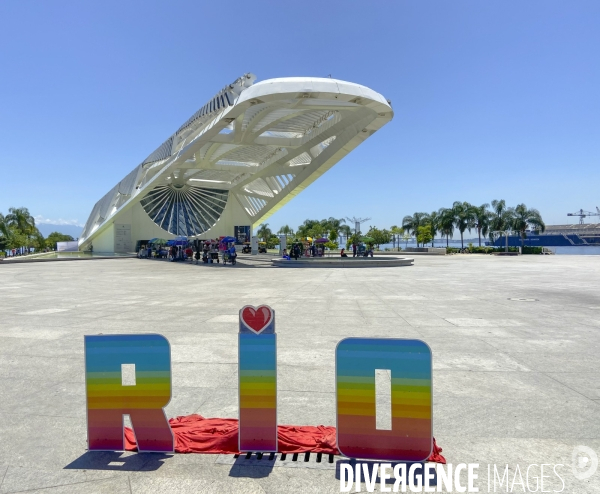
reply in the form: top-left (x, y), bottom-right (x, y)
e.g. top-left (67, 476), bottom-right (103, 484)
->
top-left (355, 462), bottom-right (362, 492)
top-left (238, 305), bottom-right (277, 452)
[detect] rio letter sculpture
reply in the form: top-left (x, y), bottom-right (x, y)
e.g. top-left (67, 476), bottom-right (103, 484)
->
top-left (238, 305), bottom-right (277, 452)
top-left (84, 334), bottom-right (174, 452)
top-left (336, 338), bottom-right (432, 461)
top-left (83, 306), bottom-right (433, 462)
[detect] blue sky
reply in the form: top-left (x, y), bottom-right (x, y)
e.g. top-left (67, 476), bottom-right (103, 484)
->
top-left (1, 1), bottom-right (598, 233)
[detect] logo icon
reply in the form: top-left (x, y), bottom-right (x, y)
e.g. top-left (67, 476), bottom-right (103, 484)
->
top-left (572, 446), bottom-right (598, 480)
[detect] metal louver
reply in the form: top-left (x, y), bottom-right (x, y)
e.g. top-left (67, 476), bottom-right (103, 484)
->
top-left (140, 184), bottom-right (228, 236)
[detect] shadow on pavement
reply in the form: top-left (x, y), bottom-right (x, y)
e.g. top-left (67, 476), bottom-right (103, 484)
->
top-left (227, 453), bottom-right (276, 478)
top-left (64, 451), bottom-right (172, 471)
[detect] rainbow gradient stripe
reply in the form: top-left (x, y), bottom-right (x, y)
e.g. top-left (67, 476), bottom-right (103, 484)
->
top-left (336, 338), bottom-right (432, 462)
top-left (84, 334), bottom-right (174, 452)
top-left (238, 326), bottom-right (277, 451)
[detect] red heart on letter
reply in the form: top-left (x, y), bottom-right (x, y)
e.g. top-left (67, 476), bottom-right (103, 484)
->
top-left (240, 305), bottom-right (273, 334)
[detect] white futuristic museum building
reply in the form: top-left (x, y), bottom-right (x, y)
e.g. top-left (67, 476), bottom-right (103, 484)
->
top-left (79, 74), bottom-right (393, 253)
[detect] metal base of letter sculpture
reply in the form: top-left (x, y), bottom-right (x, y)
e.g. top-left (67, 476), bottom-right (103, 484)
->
top-left (238, 305), bottom-right (277, 452)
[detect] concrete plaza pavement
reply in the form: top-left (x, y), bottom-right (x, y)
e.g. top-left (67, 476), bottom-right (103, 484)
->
top-left (0, 255), bottom-right (598, 493)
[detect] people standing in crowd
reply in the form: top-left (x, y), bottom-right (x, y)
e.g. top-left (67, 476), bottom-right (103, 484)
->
top-left (292, 244), bottom-right (300, 260)
top-left (229, 243), bottom-right (237, 265)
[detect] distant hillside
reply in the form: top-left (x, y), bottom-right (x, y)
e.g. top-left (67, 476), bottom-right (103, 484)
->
top-left (37, 224), bottom-right (83, 239)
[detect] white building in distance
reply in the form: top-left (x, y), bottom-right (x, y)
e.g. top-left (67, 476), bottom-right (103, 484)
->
top-left (79, 74), bottom-right (393, 253)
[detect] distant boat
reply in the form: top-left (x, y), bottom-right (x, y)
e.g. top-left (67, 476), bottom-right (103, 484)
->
top-left (487, 224), bottom-right (600, 247)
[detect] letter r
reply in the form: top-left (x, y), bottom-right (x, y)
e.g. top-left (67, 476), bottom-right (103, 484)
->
top-left (84, 334), bottom-right (174, 452)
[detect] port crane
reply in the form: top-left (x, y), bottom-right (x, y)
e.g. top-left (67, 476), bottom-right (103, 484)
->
top-left (567, 208), bottom-right (600, 224)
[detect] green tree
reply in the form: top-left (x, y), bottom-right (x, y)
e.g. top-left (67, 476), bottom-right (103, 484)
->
top-left (346, 233), bottom-right (362, 250)
top-left (512, 204), bottom-right (545, 248)
top-left (0, 213), bottom-right (12, 250)
top-left (328, 229), bottom-right (338, 242)
top-left (322, 217), bottom-right (345, 240)
top-left (5, 229), bottom-right (28, 250)
top-left (438, 208), bottom-right (455, 247)
top-left (366, 226), bottom-right (392, 249)
top-left (277, 224), bottom-right (295, 245)
top-left (426, 211), bottom-right (440, 247)
top-left (452, 201), bottom-right (476, 249)
top-left (390, 225), bottom-right (403, 251)
top-left (256, 223), bottom-right (272, 242)
top-left (489, 199), bottom-right (515, 245)
top-left (417, 225), bottom-right (433, 246)
top-left (401, 231), bottom-right (412, 249)
top-left (45, 232), bottom-right (75, 250)
top-left (266, 235), bottom-right (280, 249)
top-left (402, 212), bottom-right (429, 247)
top-left (32, 231), bottom-right (46, 251)
top-left (473, 203), bottom-right (492, 247)
top-left (6, 207), bottom-right (36, 236)
top-left (296, 219), bottom-right (323, 240)
top-left (339, 225), bottom-right (352, 246)
top-left (324, 240), bottom-right (338, 251)
top-left (277, 225), bottom-right (294, 236)
top-left (5, 207), bottom-right (40, 249)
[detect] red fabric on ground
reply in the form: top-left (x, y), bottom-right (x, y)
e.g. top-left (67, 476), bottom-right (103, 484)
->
top-left (124, 414), bottom-right (446, 463)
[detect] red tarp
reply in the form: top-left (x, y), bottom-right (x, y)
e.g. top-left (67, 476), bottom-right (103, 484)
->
top-left (124, 414), bottom-right (446, 463)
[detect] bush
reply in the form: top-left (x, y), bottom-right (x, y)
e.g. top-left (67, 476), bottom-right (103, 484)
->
top-left (446, 246), bottom-right (543, 255)
top-left (522, 246), bottom-right (543, 254)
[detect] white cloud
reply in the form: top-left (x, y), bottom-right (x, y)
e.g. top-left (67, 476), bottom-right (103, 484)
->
top-left (34, 215), bottom-right (84, 227)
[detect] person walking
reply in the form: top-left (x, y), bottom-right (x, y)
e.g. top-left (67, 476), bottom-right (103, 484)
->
top-left (229, 243), bottom-right (237, 265)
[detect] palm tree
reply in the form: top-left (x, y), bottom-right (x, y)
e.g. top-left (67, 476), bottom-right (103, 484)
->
top-left (6, 207), bottom-right (36, 235)
top-left (296, 219), bottom-right (320, 240)
top-left (426, 211), bottom-right (440, 247)
top-left (323, 217), bottom-right (345, 241)
top-left (390, 225), bottom-right (403, 251)
top-left (6, 207), bottom-right (38, 249)
top-left (0, 213), bottom-right (12, 249)
top-left (402, 212), bottom-right (430, 247)
top-left (277, 225), bottom-right (294, 236)
top-left (256, 223), bottom-right (272, 242)
top-left (438, 208), bottom-right (455, 247)
top-left (473, 203), bottom-right (491, 247)
top-left (339, 225), bottom-right (352, 246)
top-left (512, 204), bottom-right (545, 248)
top-left (489, 199), bottom-right (515, 246)
top-left (452, 201), bottom-right (475, 249)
